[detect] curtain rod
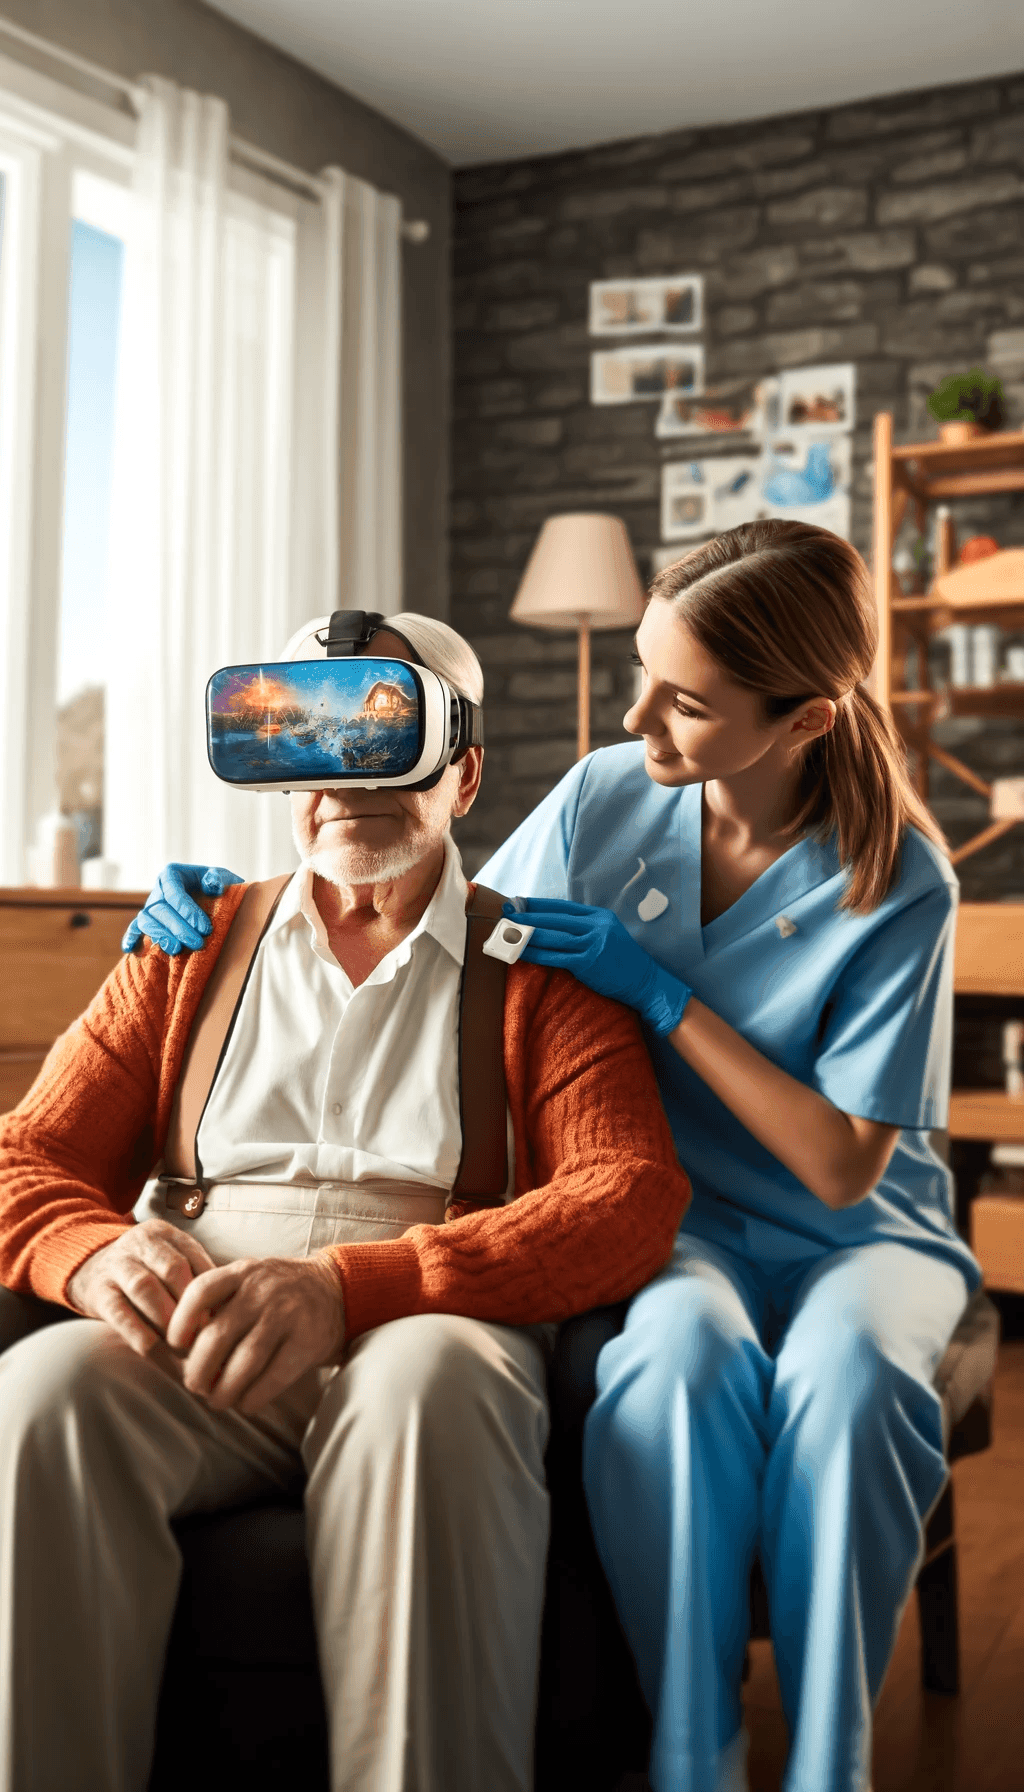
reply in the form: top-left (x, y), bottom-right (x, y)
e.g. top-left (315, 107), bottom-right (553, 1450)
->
top-left (0, 13), bottom-right (431, 242)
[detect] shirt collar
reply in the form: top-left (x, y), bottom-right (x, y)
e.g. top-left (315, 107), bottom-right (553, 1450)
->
top-left (271, 832), bottom-right (469, 969)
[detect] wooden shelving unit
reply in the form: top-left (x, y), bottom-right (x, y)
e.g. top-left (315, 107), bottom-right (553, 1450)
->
top-left (948, 906), bottom-right (1024, 1290)
top-left (873, 414), bottom-right (1024, 867)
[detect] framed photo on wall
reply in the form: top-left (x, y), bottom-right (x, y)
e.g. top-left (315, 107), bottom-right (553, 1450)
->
top-left (776, 363), bottom-right (856, 433)
top-left (656, 376), bottom-right (780, 441)
top-left (591, 344), bottom-right (705, 406)
top-left (589, 275), bottom-right (703, 336)
top-left (661, 455), bottom-right (763, 540)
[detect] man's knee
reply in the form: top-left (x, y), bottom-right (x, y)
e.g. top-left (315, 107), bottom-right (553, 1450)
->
top-left (0, 1317), bottom-right (123, 1456)
top-left (309, 1312), bottom-right (549, 1482)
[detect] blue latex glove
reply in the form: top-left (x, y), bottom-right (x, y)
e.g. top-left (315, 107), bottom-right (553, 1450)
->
top-left (121, 863), bottom-right (244, 956)
top-left (506, 898), bottom-right (692, 1037)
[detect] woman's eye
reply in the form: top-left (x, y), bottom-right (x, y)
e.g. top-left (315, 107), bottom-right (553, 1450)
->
top-left (630, 650), bottom-right (643, 668)
top-left (673, 700), bottom-right (701, 719)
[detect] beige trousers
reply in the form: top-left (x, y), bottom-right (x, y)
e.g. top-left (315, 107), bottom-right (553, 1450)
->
top-left (0, 1181), bottom-right (551, 1792)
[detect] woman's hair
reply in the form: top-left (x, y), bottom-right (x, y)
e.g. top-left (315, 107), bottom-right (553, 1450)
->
top-left (280, 611), bottom-right (484, 706)
top-left (648, 520), bottom-right (947, 912)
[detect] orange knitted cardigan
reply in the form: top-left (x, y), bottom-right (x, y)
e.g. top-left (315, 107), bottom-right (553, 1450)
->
top-left (0, 884), bottom-right (690, 1341)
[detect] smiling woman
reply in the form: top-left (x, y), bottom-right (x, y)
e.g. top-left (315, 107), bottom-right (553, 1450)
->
top-left (469, 516), bottom-right (978, 1792)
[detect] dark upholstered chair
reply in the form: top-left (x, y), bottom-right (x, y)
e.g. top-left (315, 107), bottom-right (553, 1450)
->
top-left (0, 1283), bottom-right (1000, 1792)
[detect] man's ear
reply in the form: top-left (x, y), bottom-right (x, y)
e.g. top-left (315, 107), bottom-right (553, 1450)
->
top-left (451, 746), bottom-right (483, 818)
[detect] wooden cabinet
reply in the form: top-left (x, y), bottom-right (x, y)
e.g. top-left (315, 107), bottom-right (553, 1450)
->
top-left (0, 887), bottom-right (148, 1114)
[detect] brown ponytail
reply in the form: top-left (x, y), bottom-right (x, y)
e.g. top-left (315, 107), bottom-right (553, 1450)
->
top-left (649, 520), bottom-right (947, 912)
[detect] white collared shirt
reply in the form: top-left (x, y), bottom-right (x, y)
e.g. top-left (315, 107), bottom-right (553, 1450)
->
top-left (196, 835), bottom-right (468, 1190)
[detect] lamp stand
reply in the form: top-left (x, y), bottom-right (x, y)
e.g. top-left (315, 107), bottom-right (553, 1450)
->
top-left (577, 619), bottom-right (591, 760)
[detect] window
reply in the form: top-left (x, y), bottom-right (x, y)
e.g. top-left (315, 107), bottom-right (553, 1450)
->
top-left (0, 53), bottom-right (132, 884)
top-left (56, 175), bottom-right (128, 866)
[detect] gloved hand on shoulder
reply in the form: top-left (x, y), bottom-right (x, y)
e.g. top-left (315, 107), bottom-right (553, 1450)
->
top-left (121, 863), bottom-right (244, 956)
top-left (505, 897), bottom-right (691, 1038)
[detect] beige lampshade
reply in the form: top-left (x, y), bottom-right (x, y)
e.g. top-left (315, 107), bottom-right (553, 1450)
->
top-left (510, 513), bottom-right (645, 631)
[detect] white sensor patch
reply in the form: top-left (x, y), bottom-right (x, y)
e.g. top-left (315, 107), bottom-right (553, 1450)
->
top-left (482, 918), bottom-right (535, 964)
top-left (637, 888), bottom-right (669, 923)
top-left (776, 915), bottom-right (797, 938)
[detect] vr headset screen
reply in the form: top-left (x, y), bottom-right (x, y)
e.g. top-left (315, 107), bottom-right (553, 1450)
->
top-left (206, 654), bottom-right (481, 791)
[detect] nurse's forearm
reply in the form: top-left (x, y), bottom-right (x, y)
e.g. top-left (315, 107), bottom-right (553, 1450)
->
top-left (667, 998), bottom-right (899, 1208)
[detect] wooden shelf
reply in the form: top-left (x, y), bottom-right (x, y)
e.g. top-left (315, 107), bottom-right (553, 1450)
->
top-left (892, 686), bottom-right (1024, 718)
top-left (954, 903), bottom-right (1024, 995)
top-left (949, 1089), bottom-right (1024, 1143)
top-left (890, 430), bottom-right (1024, 501)
top-left (948, 685), bottom-right (1024, 719)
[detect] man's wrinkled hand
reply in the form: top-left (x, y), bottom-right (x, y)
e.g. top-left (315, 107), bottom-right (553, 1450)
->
top-left (66, 1220), bottom-right (217, 1360)
top-left (165, 1255), bottom-right (346, 1415)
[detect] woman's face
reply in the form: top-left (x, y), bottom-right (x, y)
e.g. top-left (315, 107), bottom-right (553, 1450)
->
top-left (624, 599), bottom-right (806, 788)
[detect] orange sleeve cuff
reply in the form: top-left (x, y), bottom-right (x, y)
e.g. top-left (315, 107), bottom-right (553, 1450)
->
top-left (328, 1235), bottom-right (424, 1340)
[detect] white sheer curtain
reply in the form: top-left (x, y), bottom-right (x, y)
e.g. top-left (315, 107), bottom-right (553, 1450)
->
top-left (104, 77), bottom-right (403, 890)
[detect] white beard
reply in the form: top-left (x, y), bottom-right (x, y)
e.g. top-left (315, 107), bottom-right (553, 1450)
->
top-left (302, 835), bottom-right (435, 887)
top-left (290, 767), bottom-right (461, 889)
top-left (291, 811), bottom-right (450, 889)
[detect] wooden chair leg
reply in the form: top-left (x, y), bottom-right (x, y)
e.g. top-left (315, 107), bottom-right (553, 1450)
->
top-left (916, 1480), bottom-right (960, 1695)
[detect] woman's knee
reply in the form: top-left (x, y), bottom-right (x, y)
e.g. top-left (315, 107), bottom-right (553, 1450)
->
top-left (595, 1277), bottom-right (757, 1424)
top-left (773, 1320), bottom-right (910, 1451)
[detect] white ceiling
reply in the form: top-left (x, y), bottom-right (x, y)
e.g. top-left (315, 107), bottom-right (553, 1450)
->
top-left (207, 0), bottom-right (1024, 167)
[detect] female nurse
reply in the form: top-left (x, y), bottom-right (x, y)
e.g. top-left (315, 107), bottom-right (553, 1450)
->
top-left (132, 521), bottom-right (979, 1792)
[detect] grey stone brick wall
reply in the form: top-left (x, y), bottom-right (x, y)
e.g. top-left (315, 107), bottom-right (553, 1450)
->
top-left (450, 72), bottom-right (1024, 899)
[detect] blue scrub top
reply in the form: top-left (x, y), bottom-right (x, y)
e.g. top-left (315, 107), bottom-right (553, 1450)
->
top-left (478, 741), bottom-right (980, 1289)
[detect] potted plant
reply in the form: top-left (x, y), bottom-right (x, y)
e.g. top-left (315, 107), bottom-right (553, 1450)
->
top-left (926, 369), bottom-right (1005, 443)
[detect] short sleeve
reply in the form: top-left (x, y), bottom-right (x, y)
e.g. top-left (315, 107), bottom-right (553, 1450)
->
top-left (812, 885), bottom-right (956, 1129)
top-left (474, 755), bottom-right (592, 899)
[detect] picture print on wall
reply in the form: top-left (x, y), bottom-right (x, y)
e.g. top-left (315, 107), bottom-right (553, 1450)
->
top-left (591, 344), bottom-right (705, 406)
top-left (656, 376), bottom-right (780, 441)
top-left (589, 275), bottom-right (703, 336)
top-left (776, 363), bottom-right (856, 432)
top-left (661, 456), bottom-right (761, 542)
top-left (660, 435), bottom-right (852, 544)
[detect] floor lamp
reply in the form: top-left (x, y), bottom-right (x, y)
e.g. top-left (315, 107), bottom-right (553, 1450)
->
top-left (509, 514), bottom-right (646, 759)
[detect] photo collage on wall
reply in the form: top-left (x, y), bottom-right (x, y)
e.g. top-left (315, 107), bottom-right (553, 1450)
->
top-left (588, 277), bottom-right (855, 568)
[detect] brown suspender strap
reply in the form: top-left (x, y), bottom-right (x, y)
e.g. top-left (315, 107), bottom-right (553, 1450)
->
top-left (161, 872), bottom-right (510, 1212)
top-left (162, 873), bottom-right (293, 1189)
top-left (451, 883), bottom-right (510, 1205)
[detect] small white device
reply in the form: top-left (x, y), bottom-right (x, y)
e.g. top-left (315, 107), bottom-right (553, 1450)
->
top-left (483, 897), bottom-right (535, 965)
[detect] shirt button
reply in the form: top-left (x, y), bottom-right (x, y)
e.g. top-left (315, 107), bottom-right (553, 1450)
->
top-left (331, 1102), bottom-right (342, 1116)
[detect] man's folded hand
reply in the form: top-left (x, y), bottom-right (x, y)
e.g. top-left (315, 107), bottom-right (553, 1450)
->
top-left (165, 1254), bottom-right (347, 1415)
top-left (66, 1219), bottom-right (217, 1360)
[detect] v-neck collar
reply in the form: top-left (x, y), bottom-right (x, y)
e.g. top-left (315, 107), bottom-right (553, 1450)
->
top-left (682, 782), bottom-right (837, 956)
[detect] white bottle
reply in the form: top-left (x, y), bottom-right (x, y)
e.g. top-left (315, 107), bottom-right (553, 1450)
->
top-left (32, 811), bottom-right (80, 887)
top-left (946, 625), bottom-right (971, 688)
top-left (1004, 1021), bottom-right (1024, 1099)
top-left (971, 626), bottom-right (1000, 688)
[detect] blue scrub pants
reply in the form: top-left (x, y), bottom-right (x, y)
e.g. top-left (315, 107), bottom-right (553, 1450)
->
top-left (582, 1229), bottom-right (969, 1792)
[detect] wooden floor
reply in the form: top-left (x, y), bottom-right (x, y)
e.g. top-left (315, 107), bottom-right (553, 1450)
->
top-left (742, 1330), bottom-right (1024, 1792)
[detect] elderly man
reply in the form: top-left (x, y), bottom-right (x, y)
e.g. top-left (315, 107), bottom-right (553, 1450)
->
top-left (0, 612), bottom-right (689, 1792)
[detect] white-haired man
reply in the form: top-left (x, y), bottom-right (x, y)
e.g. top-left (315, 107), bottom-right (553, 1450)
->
top-left (0, 614), bottom-right (690, 1792)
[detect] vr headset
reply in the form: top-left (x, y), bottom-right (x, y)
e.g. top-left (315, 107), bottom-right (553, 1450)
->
top-left (206, 610), bottom-right (483, 793)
